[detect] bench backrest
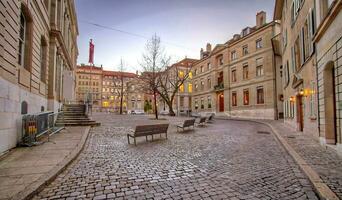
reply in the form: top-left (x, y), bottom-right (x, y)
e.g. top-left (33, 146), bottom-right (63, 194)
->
top-left (134, 124), bottom-right (169, 136)
top-left (183, 119), bottom-right (195, 127)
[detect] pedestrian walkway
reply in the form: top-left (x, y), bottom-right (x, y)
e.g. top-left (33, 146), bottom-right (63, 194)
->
top-left (0, 126), bottom-right (90, 200)
top-left (265, 120), bottom-right (342, 199)
top-left (218, 116), bottom-right (342, 199)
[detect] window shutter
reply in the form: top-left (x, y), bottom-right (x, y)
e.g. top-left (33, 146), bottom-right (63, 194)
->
top-left (291, 47), bottom-right (295, 73)
top-left (299, 28), bottom-right (305, 65)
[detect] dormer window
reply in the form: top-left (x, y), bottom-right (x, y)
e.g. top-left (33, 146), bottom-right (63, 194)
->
top-left (242, 27), bottom-right (250, 37)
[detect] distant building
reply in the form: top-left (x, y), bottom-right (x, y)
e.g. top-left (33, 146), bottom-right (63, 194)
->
top-left (191, 12), bottom-right (282, 119)
top-left (75, 65), bottom-right (137, 113)
top-left (0, 0), bottom-right (78, 154)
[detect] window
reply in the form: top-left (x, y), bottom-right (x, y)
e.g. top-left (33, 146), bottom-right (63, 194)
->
top-left (231, 51), bottom-right (237, 60)
top-left (284, 61), bottom-right (290, 87)
top-left (200, 66), bottom-right (204, 73)
top-left (40, 38), bottom-right (47, 82)
top-left (195, 82), bottom-right (198, 91)
top-left (242, 45), bottom-right (248, 56)
top-left (302, 20), bottom-right (309, 61)
top-left (256, 58), bottom-right (264, 76)
top-left (256, 38), bottom-right (263, 49)
top-left (231, 69), bottom-right (237, 82)
top-left (257, 87), bottom-right (264, 104)
top-left (194, 69), bottom-right (198, 76)
top-left (201, 98), bottom-right (204, 109)
top-left (243, 89), bottom-right (249, 105)
top-left (207, 62), bottom-right (212, 70)
top-left (178, 71), bottom-right (184, 78)
top-left (188, 83), bottom-right (193, 93)
top-left (179, 84), bottom-right (184, 92)
top-left (21, 101), bottom-right (28, 114)
top-left (208, 96), bottom-right (212, 108)
top-left (189, 72), bottom-right (193, 79)
top-left (195, 99), bottom-right (198, 110)
top-left (219, 58), bottom-right (223, 65)
top-left (207, 78), bottom-right (211, 89)
top-left (19, 11), bottom-right (28, 69)
top-left (243, 64), bottom-right (248, 80)
top-left (294, 37), bottom-right (301, 70)
top-left (232, 92), bottom-right (237, 106)
top-left (201, 80), bottom-right (204, 90)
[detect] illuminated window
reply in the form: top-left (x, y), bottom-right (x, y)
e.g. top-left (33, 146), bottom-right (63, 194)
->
top-left (102, 101), bottom-right (109, 107)
top-left (243, 89), bottom-right (249, 105)
top-left (189, 72), bottom-right (193, 79)
top-left (188, 83), bottom-right (193, 93)
top-left (179, 84), bottom-right (184, 92)
top-left (257, 87), bottom-right (264, 104)
top-left (232, 91), bottom-right (237, 106)
top-left (179, 71), bottom-right (184, 78)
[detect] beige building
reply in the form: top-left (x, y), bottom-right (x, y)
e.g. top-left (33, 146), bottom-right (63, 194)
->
top-left (191, 12), bottom-right (282, 120)
top-left (274, 0), bottom-right (319, 136)
top-left (76, 65), bottom-right (102, 110)
top-left (158, 58), bottom-right (198, 115)
top-left (313, 0), bottom-right (342, 153)
top-left (0, 0), bottom-right (78, 154)
top-left (101, 70), bottom-right (137, 113)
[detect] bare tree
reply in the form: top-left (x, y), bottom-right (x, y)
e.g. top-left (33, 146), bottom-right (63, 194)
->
top-left (117, 58), bottom-right (126, 114)
top-left (157, 65), bottom-right (192, 116)
top-left (139, 34), bottom-right (170, 119)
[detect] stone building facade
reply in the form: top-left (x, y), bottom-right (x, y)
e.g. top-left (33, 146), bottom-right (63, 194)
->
top-left (158, 58), bottom-right (198, 115)
top-left (191, 12), bottom-right (282, 120)
top-left (313, 0), bottom-right (342, 153)
top-left (75, 65), bottom-right (137, 113)
top-left (76, 65), bottom-right (102, 110)
top-left (274, 0), bottom-right (319, 136)
top-left (0, 0), bottom-right (78, 154)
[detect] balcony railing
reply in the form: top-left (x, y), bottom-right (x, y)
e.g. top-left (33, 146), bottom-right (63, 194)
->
top-left (214, 83), bottom-right (224, 91)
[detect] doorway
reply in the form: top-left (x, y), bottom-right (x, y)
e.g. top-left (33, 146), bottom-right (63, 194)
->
top-left (218, 93), bottom-right (224, 112)
top-left (323, 61), bottom-right (337, 144)
top-left (297, 95), bottom-right (304, 132)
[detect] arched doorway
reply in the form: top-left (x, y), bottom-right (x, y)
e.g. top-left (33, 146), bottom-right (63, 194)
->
top-left (323, 61), bottom-right (337, 144)
top-left (217, 92), bottom-right (224, 112)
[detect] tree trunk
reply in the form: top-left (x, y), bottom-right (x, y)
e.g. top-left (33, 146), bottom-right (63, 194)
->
top-left (167, 102), bottom-right (175, 116)
top-left (119, 75), bottom-right (124, 114)
top-left (153, 90), bottom-right (158, 119)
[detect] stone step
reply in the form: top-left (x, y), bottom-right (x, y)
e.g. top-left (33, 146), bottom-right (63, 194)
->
top-left (56, 119), bottom-right (94, 123)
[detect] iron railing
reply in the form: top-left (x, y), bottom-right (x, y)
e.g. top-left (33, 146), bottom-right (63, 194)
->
top-left (21, 111), bottom-right (64, 146)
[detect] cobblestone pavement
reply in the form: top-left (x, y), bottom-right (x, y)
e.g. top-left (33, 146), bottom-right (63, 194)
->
top-left (263, 120), bottom-right (342, 199)
top-left (33, 114), bottom-right (319, 200)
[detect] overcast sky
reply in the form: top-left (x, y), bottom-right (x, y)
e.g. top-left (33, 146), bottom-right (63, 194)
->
top-left (75, 0), bottom-right (275, 72)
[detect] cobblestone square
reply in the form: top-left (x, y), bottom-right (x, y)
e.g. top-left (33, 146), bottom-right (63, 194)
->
top-left (33, 114), bottom-right (319, 200)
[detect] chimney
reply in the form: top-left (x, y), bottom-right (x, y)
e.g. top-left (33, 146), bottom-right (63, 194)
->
top-left (200, 48), bottom-right (204, 59)
top-left (256, 11), bottom-right (266, 28)
top-left (206, 43), bottom-right (212, 52)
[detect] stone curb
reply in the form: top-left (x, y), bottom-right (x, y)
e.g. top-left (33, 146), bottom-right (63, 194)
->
top-left (218, 117), bottom-right (339, 200)
top-left (11, 126), bottom-right (91, 200)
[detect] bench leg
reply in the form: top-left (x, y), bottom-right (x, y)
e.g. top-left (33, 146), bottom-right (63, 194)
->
top-left (127, 135), bottom-right (130, 144)
top-left (146, 135), bottom-right (148, 141)
top-left (134, 137), bottom-right (136, 146)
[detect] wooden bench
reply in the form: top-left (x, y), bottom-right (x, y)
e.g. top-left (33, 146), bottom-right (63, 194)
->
top-left (177, 119), bottom-right (196, 132)
top-left (127, 124), bottom-right (169, 145)
top-left (196, 117), bottom-right (207, 126)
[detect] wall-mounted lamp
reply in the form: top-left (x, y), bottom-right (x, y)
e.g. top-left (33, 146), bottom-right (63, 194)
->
top-left (289, 96), bottom-right (295, 102)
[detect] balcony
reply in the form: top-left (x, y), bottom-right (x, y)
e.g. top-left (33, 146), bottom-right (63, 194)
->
top-left (214, 83), bottom-right (224, 91)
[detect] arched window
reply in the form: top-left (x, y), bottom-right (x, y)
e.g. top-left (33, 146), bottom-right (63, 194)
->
top-left (21, 101), bottom-right (28, 114)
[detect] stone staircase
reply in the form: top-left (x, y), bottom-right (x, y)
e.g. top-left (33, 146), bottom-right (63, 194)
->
top-left (56, 104), bottom-right (100, 126)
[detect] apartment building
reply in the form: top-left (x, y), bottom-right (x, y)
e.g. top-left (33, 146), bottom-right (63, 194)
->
top-left (313, 0), bottom-right (342, 152)
top-left (0, 0), bottom-right (78, 154)
top-left (101, 70), bottom-right (136, 113)
top-left (158, 58), bottom-right (198, 115)
top-left (76, 65), bottom-right (102, 110)
top-left (274, 0), bottom-right (318, 136)
top-left (191, 12), bottom-right (282, 120)
top-left (75, 65), bottom-right (137, 113)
